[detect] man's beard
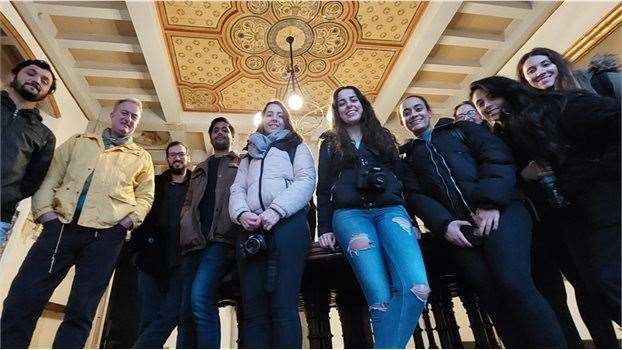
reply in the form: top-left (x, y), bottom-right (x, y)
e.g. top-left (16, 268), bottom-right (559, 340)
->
top-left (212, 139), bottom-right (230, 151)
top-left (168, 161), bottom-right (187, 175)
top-left (11, 78), bottom-right (46, 102)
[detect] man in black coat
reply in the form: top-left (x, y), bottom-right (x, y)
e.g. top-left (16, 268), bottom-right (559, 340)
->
top-left (129, 141), bottom-right (195, 348)
top-left (399, 95), bottom-right (567, 348)
top-left (1, 59), bottom-right (57, 246)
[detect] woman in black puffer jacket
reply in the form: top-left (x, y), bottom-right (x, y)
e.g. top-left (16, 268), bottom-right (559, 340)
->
top-left (400, 94), bottom-right (566, 348)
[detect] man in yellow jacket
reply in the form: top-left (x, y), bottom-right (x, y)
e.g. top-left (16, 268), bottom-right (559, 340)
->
top-left (0, 98), bottom-right (155, 348)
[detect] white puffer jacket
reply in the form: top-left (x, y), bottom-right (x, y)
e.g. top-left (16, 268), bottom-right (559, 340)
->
top-left (229, 142), bottom-right (316, 224)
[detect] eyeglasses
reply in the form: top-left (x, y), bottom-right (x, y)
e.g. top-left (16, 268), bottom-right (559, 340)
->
top-left (457, 110), bottom-right (478, 120)
top-left (168, 152), bottom-right (187, 159)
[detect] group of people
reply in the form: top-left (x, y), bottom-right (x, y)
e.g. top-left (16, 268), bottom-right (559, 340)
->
top-left (0, 47), bottom-right (619, 349)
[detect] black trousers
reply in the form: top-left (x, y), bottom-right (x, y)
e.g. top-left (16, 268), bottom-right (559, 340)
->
top-left (561, 181), bottom-right (621, 326)
top-left (532, 214), bottom-right (618, 348)
top-left (447, 201), bottom-right (567, 348)
top-left (0, 219), bottom-right (126, 349)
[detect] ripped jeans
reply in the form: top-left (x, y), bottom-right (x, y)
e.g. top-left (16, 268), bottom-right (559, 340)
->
top-left (333, 205), bottom-right (429, 348)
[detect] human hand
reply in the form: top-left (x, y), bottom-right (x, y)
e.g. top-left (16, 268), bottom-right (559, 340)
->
top-left (318, 232), bottom-right (336, 250)
top-left (39, 211), bottom-right (58, 224)
top-left (119, 216), bottom-right (134, 230)
top-left (259, 209), bottom-right (280, 231)
top-left (521, 161), bottom-right (554, 181)
top-left (475, 208), bottom-right (500, 236)
top-left (445, 220), bottom-right (473, 248)
top-left (240, 212), bottom-right (261, 231)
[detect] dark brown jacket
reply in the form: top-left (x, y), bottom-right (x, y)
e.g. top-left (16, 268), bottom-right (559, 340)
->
top-left (179, 152), bottom-right (240, 254)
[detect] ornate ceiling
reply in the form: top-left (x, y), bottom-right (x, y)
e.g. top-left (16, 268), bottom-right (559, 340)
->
top-left (158, 1), bottom-right (426, 116)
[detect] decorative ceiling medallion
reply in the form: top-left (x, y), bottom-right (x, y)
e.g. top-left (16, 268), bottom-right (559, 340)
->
top-left (267, 18), bottom-right (314, 57)
top-left (272, 1), bottom-right (321, 21)
top-left (246, 1), bottom-right (270, 15)
top-left (158, 1), bottom-right (427, 118)
top-left (231, 16), bottom-right (270, 54)
top-left (309, 22), bottom-right (348, 58)
top-left (321, 1), bottom-right (344, 20)
top-left (180, 87), bottom-right (219, 111)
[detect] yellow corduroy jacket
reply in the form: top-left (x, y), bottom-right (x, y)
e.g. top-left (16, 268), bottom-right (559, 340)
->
top-left (32, 132), bottom-right (155, 229)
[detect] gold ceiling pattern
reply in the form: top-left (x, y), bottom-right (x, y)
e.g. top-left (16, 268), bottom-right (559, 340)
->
top-left (158, 1), bottom-right (426, 114)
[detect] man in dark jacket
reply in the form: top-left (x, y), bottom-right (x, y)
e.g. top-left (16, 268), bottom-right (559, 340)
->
top-left (399, 95), bottom-right (567, 348)
top-left (178, 117), bottom-right (240, 348)
top-left (1, 59), bottom-right (57, 246)
top-left (131, 141), bottom-right (194, 348)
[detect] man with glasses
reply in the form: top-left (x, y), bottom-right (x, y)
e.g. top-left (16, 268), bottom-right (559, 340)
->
top-left (131, 141), bottom-right (197, 347)
top-left (453, 101), bottom-right (483, 125)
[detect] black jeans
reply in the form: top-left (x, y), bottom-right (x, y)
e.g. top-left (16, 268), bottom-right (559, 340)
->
top-left (447, 201), bottom-right (567, 348)
top-left (132, 254), bottom-right (198, 349)
top-left (236, 210), bottom-right (310, 349)
top-left (1, 220), bottom-right (126, 348)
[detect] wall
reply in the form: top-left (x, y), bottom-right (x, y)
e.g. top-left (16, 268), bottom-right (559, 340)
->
top-left (0, 2), bottom-right (92, 348)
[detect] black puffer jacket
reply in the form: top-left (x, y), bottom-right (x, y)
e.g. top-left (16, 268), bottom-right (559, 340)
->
top-left (1, 91), bottom-right (56, 222)
top-left (316, 133), bottom-right (405, 235)
top-left (401, 121), bottom-right (516, 235)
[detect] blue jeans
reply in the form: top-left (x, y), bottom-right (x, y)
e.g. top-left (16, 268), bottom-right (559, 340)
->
top-left (236, 209), bottom-right (310, 348)
top-left (333, 205), bottom-right (429, 348)
top-left (0, 221), bottom-right (11, 246)
top-left (133, 255), bottom-right (198, 348)
top-left (191, 242), bottom-right (235, 348)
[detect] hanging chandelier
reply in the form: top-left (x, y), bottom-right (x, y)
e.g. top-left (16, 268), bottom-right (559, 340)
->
top-left (254, 35), bottom-right (328, 135)
top-left (283, 36), bottom-right (304, 111)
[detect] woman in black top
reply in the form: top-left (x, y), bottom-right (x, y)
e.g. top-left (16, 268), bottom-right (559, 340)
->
top-left (470, 76), bottom-right (621, 328)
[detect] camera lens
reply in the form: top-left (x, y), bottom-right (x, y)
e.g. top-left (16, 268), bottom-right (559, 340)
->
top-left (245, 238), bottom-right (260, 254)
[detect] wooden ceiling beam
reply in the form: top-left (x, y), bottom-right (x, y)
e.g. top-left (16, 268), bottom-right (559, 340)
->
top-left (459, 1), bottom-right (532, 19)
top-left (33, 3), bottom-right (131, 21)
top-left (421, 57), bottom-right (482, 74)
top-left (75, 61), bottom-right (151, 80)
top-left (90, 86), bottom-right (159, 102)
top-left (56, 33), bottom-right (141, 53)
top-left (406, 81), bottom-right (463, 96)
top-left (439, 29), bottom-right (505, 49)
top-left (125, 1), bottom-right (183, 124)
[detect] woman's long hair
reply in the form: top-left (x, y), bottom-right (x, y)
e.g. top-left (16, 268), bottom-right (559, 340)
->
top-left (469, 76), bottom-right (569, 167)
top-left (517, 47), bottom-right (580, 91)
top-left (330, 86), bottom-right (398, 163)
top-left (256, 100), bottom-right (302, 143)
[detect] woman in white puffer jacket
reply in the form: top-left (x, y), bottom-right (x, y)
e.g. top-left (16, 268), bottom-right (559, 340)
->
top-left (229, 100), bottom-right (316, 348)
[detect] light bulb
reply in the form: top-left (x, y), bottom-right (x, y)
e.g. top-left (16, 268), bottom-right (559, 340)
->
top-left (253, 111), bottom-right (262, 127)
top-left (287, 93), bottom-right (304, 111)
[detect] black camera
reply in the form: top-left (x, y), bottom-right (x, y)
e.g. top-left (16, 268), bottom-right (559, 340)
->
top-left (356, 167), bottom-right (387, 192)
top-left (460, 225), bottom-right (484, 247)
top-left (239, 231), bottom-right (268, 259)
top-left (539, 175), bottom-right (568, 209)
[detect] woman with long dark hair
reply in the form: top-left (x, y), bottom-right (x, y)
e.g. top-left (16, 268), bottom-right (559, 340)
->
top-left (229, 100), bottom-right (316, 348)
top-left (316, 86), bottom-right (429, 348)
top-left (517, 48), bottom-right (620, 347)
top-left (470, 76), bottom-right (621, 330)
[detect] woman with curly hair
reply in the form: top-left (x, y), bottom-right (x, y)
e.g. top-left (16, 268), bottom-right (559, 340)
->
top-left (316, 86), bottom-right (429, 348)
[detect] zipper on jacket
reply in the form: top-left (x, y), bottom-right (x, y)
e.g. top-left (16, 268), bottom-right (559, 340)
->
top-left (425, 142), bottom-right (459, 214)
top-left (48, 223), bottom-right (65, 273)
top-left (434, 147), bottom-right (477, 218)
